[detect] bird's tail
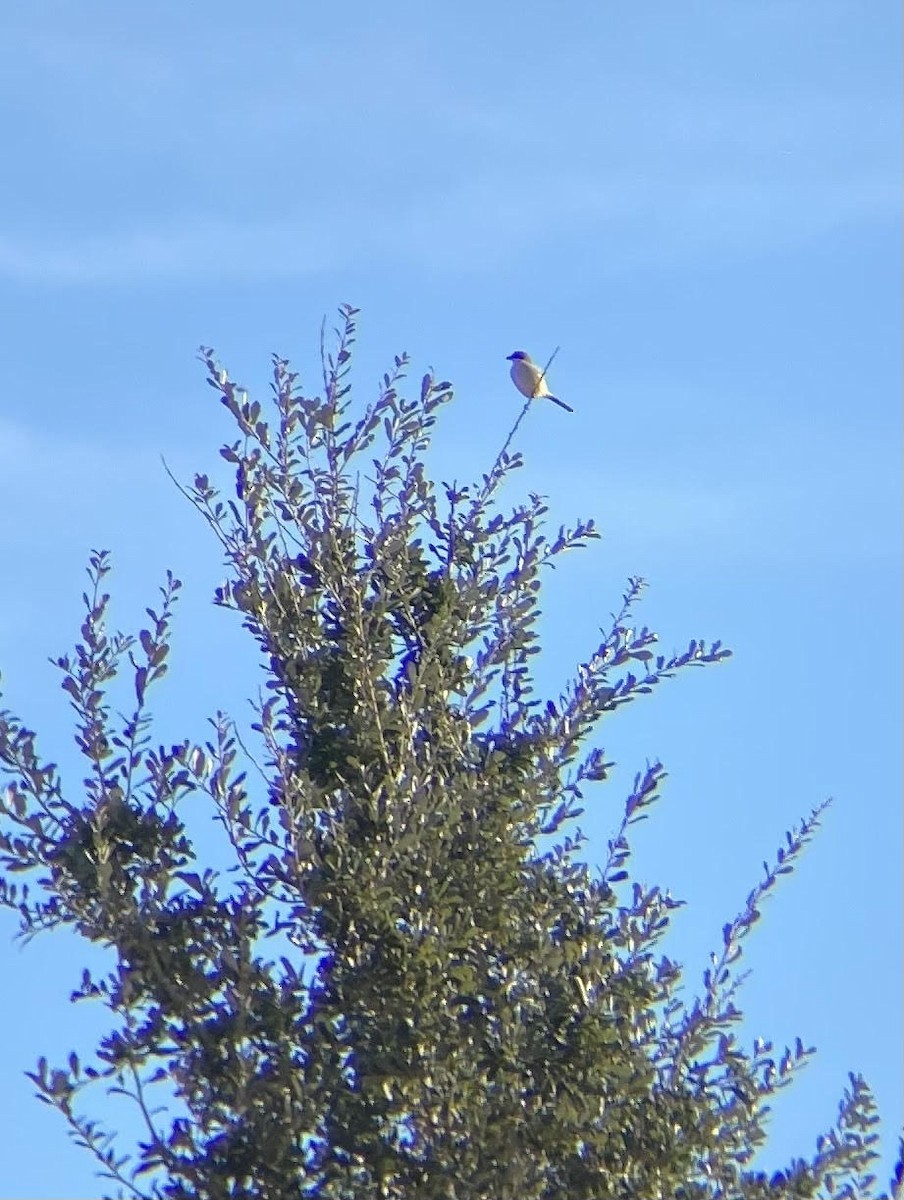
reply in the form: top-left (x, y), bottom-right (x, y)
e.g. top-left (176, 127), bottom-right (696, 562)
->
top-left (548, 395), bottom-right (574, 413)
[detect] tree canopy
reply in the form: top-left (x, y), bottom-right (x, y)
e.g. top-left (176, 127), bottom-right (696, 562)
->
top-left (1, 307), bottom-right (898, 1199)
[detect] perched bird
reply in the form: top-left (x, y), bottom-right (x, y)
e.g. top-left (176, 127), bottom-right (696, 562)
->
top-left (506, 350), bottom-right (573, 413)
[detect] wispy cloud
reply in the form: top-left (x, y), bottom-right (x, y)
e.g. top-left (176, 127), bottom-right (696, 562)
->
top-left (0, 166), bottom-right (895, 287)
top-left (0, 220), bottom-right (348, 285)
top-left (0, 416), bottom-right (189, 549)
top-left (1, 8), bottom-right (896, 286)
top-left (531, 398), bottom-right (900, 567)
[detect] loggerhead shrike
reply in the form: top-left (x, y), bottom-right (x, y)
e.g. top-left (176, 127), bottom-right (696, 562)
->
top-left (506, 351), bottom-right (573, 413)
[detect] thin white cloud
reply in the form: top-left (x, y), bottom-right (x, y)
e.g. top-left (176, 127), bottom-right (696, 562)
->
top-left (563, 440), bottom-right (898, 566)
top-left (1, 6), bottom-right (896, 287)
top-left (0, 219), bottom-right (348, 285)
top-left (0, 165), bottom-right (895, 287)
top-left (0, 416), bottom-right (187, 546)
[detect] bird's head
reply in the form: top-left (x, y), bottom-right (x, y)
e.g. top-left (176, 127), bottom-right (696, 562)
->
top-left (507, 350), bottom-right (530, 362)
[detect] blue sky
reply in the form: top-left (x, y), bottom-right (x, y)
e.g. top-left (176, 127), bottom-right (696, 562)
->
top-left (0, 2), bottom-right (900, 1194)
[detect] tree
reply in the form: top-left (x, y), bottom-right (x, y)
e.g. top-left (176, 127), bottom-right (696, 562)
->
top-left (0, 306), bottom-right (897, 1199)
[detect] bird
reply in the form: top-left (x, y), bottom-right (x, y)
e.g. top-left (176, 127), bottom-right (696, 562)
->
top-left (506, 350), bottom-right (573, 413)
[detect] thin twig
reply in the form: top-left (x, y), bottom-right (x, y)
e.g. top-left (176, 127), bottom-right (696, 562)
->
top-left (537, 345), bottom-right (560, 393)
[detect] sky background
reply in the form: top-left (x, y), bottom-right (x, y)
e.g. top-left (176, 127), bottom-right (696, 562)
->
top-left (0, 2), bottom-right (900, 1195)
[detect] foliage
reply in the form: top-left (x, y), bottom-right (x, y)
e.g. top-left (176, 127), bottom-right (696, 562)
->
top-left (0, 306), bottom-right (897, 1199)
